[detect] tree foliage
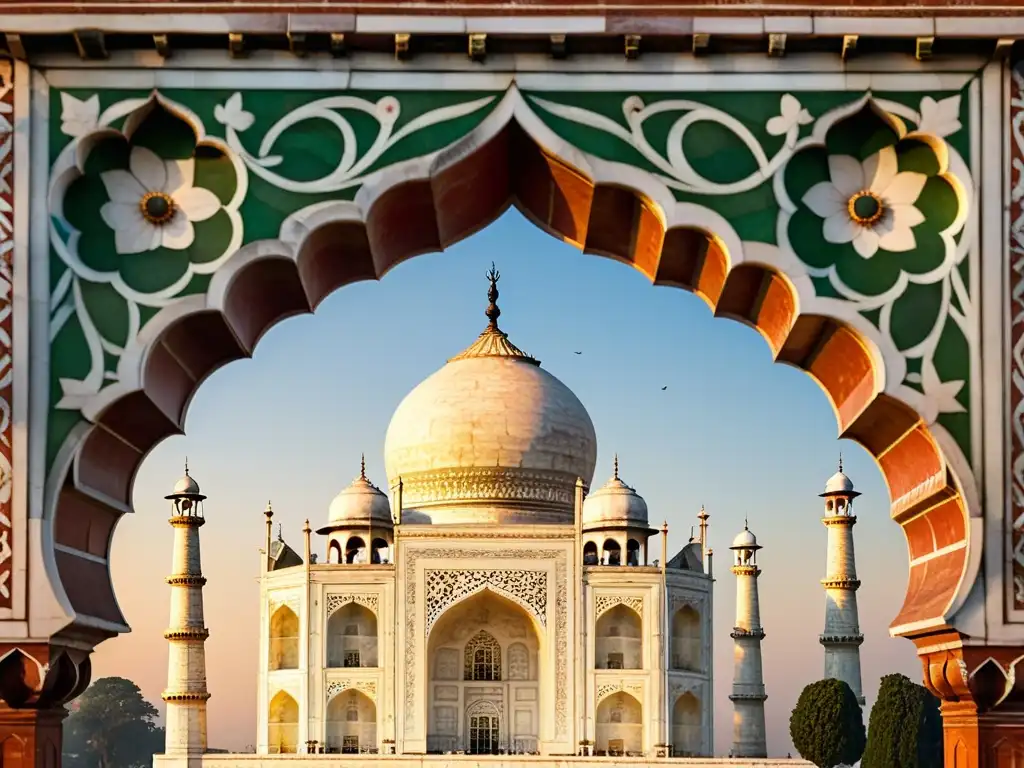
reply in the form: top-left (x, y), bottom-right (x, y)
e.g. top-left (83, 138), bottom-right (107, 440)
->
top-left (790, 678), bottom-right (867, 768)
top-left (64, 677), bottom-right (164, 768)
top-left (862, 673), bottom-right (943, 768)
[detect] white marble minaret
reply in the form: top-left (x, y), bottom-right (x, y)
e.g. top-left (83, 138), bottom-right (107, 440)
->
top-left (819, 457), bottom-right (865, 705)
top-left (162, 463), bottom-right (211, 756)
top-left (729, 522), bottom-right (767, 759)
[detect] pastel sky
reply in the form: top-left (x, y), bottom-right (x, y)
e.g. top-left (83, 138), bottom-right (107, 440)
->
top-left (91, 209), bottom-right (918, 757)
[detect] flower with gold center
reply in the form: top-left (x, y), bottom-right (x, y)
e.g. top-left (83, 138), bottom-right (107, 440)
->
top-left (99, 146), bottom-right (222, 255)
top-left (801, 147), bottom-right (927, 260)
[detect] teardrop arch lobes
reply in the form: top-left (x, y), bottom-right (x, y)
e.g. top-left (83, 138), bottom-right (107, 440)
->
top-left (45, 85), bottom-right (974, 650)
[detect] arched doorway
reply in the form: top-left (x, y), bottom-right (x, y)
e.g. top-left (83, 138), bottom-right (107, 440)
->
top-left (426, 589), bottom-right (541, 754)
top-left (325, 689), bottom-right (377, 754)
top-left (595, 692), bottom-right (643, 756)
top-left (268, 691), bottom-right (299, 754)
top-left (595, 604), bottom-right (642, 670)
top-left (671, 692), bottom-right (702, 757)
top-left (326, 603), bottom-right (378, 668)
top-left (269, 606), bottom-right (299, 671)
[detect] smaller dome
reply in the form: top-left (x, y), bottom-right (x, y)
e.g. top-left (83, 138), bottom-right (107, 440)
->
top-left (823, 470), bottom-right (854, 494)
top-left (173, 474), bottom-right (200, 495)
top-left (582, 457), bottom-right (648, 528)
top-left (326, 457), bottom-right (392, 528)
top-left (730, 526), bottom-right (759, 550)
top-left (166, 461), bottom-right (204, 499)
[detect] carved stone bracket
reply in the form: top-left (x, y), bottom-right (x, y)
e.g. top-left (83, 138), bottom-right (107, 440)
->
top-left (326, 679), bottom-right (377, 702)
top-left (594, 594), bottom-right (643, 619)
top-left (596, 681), bottom-right (644, 705)
top-left (425, 569), bottom-right (547, 634)
top-left (326, 593), bottom-right (379, 618)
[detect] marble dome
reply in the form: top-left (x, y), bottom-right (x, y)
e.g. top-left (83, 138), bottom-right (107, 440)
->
top-left (582, 457), bottom-right (649, 529)
top-left (821, 458), bottom-right (859, 497)
top-left (731, 526), bottom-right (759, 550)
top-left (383, 267), bottom-right (597, 524)
top-left (326, 457), bottom-right (393, 528)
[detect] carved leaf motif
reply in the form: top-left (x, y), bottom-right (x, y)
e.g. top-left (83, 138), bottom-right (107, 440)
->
top-left (425, 569), bottom-right (547, 633)
top-left (326, 593), bottom-right (379, 617)
top-left (594, 594), bottom-right (643, 618)
top-left (326, 680), bottom-right (377, 702)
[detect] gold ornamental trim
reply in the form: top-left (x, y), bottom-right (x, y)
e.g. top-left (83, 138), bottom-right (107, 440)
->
top-left (821, 515), bottom-right (857, 527)
top-left (162, 691), bottom-right (212, 702)
top-left (821, 577), bottom-right (861, 590)
top-left (166, 575), bottom-right (207, 587)
top-left (730, 565), bottom-right (760, 577)
top-left (164, 628), bottom-right (209, 641)
top-left (399, 466), bottom-right (576, 509)
top-left (168, 516), bottom-right (206, 528)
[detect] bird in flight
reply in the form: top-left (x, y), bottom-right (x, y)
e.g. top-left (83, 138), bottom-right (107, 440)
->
top-left (661, 386), bottom-right (668, 391)
top-left (574, 351), bottom-right (582, 355)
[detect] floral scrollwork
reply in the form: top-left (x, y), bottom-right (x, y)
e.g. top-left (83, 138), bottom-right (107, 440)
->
top-left (48, 91), bottom-right (247, 411)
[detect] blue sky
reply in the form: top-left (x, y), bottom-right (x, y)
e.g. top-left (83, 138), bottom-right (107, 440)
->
top-left (93, 208), bottom-right (917, 756)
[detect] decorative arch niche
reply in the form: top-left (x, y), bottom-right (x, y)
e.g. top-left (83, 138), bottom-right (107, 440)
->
top-left (268, 691), bottom-right (299, 754)
top-left (41, 81), bottom-right (977, 664)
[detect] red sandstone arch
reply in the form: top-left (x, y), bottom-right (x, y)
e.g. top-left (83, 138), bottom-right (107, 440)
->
top-left (48, 112), bottom-right (971, 653)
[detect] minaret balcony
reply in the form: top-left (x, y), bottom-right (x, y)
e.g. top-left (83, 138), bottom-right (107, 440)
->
top-left (820, 577), bottom-right (861, 589)
top-left (164, 627), bottom-right (210, 641)
top-left (818, 632), bottom-right (864, 646)
top-left (728, 692), bottom-right (767, 702)
top-left (166, 575), bottom-right (207, 587)
top-left (729, 627), bottom-right (765, 640)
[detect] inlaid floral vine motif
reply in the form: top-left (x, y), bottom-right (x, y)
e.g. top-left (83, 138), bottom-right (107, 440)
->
top-left (46, 85), bottom-right (975, 481)
top-left (0, 67), bottom-right (14, 610)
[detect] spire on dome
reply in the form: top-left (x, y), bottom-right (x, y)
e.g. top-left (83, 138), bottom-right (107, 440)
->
top-left (613, 454), bottom-right (619, 480)
top-left (360, 453), bottom-right (367, 481)
top-left (448, 264), bottom-right (539, 365)
top-left (838, 452), bottom-right (843, 473)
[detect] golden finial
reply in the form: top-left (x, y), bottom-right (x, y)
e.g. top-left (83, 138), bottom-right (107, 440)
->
top-left (838, 452), bottom-right (843, 473)
top-left (303, 519), bottom-right (311, 533)
top-left (265, 500), bottom-right (273, 519)
top-left (360, 453), bottom-right (367, 480)
top-left (184, 456), bottom-right (189, 475)
top-left (276, 523), bottom-right (283, 541)
top-left (613, 454), bottom-right (619, 480)
top-left (485, 262), bottom-right (501, 328)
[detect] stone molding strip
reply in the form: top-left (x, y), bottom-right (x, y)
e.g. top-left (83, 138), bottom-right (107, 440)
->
top-left (5, 11), bottom-right (1024, 35)
top-left (399, 467), bottom-right (575, 510)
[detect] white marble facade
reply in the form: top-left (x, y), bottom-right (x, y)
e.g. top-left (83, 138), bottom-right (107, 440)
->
top-left (256, 272), bottom-right (714, 759)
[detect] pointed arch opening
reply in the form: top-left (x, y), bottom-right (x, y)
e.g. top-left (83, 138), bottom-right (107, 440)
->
top-left (269, 605), bottom-right (299, 671)
top-left (596, 692), bottom-right (643, 756)
top-left (671, 605), bottom-right (702, 672)
top-left (326, 602), bottom-right (378, 669)
top-left (268, 691), bottom-right (299, 754)
top-left (46, 100), bottom-right (972, 677)
top-left (671, 692), bottom-right (702, 757)
top-left (427, 589), bottom-right (541, 754)
top-left (326, 689), bottom-right (377, 754)
top-left (596, 604), bottom-right (642, 670)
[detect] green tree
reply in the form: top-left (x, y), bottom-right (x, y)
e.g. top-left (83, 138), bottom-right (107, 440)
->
top-left (862, 673), bottom-right (943, 768)
top-left (790, 678), bottom-right (867, 768)
top-left (63, 677), bottom-right (164, 768)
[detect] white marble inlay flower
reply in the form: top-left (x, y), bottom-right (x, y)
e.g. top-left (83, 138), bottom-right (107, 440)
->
top-left (99, 146), bottom-right (221, 255)
top-left (802, 146), bottom-right (927, 259)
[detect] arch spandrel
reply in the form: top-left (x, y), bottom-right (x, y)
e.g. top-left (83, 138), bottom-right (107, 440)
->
top-left (41, 76), bottom-right (982, 648)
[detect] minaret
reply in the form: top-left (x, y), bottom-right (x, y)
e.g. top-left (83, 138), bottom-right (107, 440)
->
top-left (729, 521), bottom-right (767, 759)
top-left (819, 456), bottom-right (865, 705)
top-left (162, 461), bottom-right (211, 756)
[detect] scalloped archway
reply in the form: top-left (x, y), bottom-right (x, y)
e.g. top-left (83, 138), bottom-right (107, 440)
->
top-left (43, 87), bottom-right (973, 670)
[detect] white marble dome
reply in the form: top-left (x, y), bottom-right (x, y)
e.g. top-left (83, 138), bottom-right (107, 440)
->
top-left (327, 460), bottom-right (392, 527)
top-left (582, 458), bottom-right (648, 529)
top-left (823, 469), bottom-right (856, 495)
top-left (731, 526), bottom-right (759, 549)
top-left (384, 272), bottom-right (597, 523)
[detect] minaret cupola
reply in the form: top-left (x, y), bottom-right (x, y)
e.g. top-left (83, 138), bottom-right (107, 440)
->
top-left (581, 456), bottom-right (658, 566)
top-left (317, 455), bottom-right (393, 565)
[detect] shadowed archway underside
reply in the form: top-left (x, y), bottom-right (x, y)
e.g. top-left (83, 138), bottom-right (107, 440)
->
top-left (54, 120), bottom-right (966, 648)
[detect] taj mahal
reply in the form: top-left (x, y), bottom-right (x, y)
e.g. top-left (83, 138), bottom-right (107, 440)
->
top-left (153, 265), bottom-right (864, 767)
